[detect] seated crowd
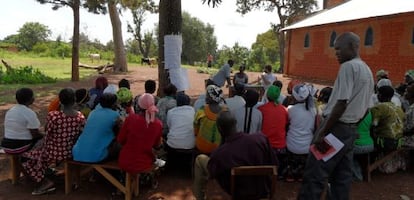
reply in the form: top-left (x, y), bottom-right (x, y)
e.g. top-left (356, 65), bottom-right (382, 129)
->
top-left (2, 66), bottom-right (414, 199)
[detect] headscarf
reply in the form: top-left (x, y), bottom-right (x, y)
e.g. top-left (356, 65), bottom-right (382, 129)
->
top-left (206, 85), bottom-right (224, 104)
top-left (376, 69), bottom-right (389, 79)
top-left (116, 87), bottom-right (133, 103)
top-left (405, 70), bottom-right (414, 81)
top-left (292, 84), bottom-right (316, 113)
top-left (138, 93), bottom-right (159, 125)
top-left (377, 79), bottom-right (392, 88)
top-left (103, 84), bottom-right (118, 94)
top-left (266, 85), bottom-right (280, 104)
top-left (95, 77), bottom-right (108, 90)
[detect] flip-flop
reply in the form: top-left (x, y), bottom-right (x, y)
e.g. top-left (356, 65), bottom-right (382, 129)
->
top-left (31, 186), bottom-right (56, 195)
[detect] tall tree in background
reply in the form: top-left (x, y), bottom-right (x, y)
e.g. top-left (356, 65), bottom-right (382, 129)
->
top-left (235, 0), bottom-right (318, 73)
top-left (36, 0), bottom-right (105, 81)
top-left (127, 3), bottom-right (157, 58)
top-left (181, 11), bottom-right (217, 65)
top-left (108, 0), bottom-right (128, 72)
top-left (16, 22), bottom-right (51, 51)
top-left (251, 29), bottom-right (279, 64)
top-left (158, 0), bottom-right (181, 96)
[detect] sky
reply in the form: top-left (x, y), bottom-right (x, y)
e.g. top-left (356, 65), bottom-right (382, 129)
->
top-left (0, 0), bottom-right (322, 48)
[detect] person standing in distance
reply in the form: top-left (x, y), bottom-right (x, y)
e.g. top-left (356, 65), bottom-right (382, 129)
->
top-left (211, 59), bottom-right (234, 88)
top-left (298, 32), bottom-right (374, 200)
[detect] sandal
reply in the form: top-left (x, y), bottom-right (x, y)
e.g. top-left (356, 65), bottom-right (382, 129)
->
top-left (31, 186), bottom-right (56, 195)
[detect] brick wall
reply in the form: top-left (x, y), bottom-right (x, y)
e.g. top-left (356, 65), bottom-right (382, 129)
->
top-left (284, 12), bottom-right (414, 85)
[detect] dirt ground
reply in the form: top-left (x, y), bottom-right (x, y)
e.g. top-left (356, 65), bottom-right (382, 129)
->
top-left (0, 66), bottom-right (414, 200)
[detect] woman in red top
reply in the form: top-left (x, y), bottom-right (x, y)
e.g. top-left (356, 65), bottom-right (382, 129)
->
top-left (117, 93), bottom-right (163, 175)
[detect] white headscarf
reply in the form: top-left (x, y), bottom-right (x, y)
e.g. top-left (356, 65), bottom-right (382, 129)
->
top-left (103, 84), bottom-right (118, 94)
top-left (377, 79), bottom-right (392, 88)
top-left (292, 84), bottom-right (316, 114)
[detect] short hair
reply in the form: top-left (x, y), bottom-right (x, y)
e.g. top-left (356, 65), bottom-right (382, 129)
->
top-left (273, 80), bottom-right (283, 89)
top-left (205, 79), bottom-right (217, 88)
top-left (176, 93), bottom-right (191, 106)
top-left (144, 80), bottom-right (156, 94)
top-left (75, 88), bottom-right (89, 104)
top-left (244, 90), bottom-right (259, 107)
top-left (118, 78), bottom-right (130, 89)
top-left (234, 83), bottom-right (245, 96)
top-left (227, 59), bottom-right (234, 66)
top-left (216, 110), bottom-right (237, 137)
top-left (59, 88), bottom-right (76, 106)
top-left (100, 93), bottom-right (117, 108)
top-left (16, 88), bottom-right (34, 105)
top-left (264, 65), bottom-right (272, 72)
top-left (318, 87), bottom-right (333, 103)
top-left (163, 84), bottom-right (177, 96)
top-left (378, 85), bottom-right (394, 100)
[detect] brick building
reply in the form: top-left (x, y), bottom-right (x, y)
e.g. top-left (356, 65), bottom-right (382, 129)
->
top-left (282, 0), bottom-right (414, 84)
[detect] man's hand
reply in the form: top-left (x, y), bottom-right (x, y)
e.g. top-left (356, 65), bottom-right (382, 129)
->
top-left (314, 139), bottom-right (331, 153)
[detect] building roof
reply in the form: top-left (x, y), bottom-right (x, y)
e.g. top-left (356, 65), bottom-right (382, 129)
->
top-left (282, 0), bottom-right (414, 31)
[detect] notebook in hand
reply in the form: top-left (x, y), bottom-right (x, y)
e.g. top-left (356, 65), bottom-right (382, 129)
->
top-left (310, 133), bottom-right (344, 162)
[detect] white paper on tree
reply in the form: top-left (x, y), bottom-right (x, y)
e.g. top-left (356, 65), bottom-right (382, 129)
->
top-left (164, 35), bottom-right (182, 69)
top-left (169, 67), bottom-right (190, 92)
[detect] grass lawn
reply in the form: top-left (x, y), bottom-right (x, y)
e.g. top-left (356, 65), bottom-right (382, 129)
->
top-left (0, 51), bottom-right (143, 105)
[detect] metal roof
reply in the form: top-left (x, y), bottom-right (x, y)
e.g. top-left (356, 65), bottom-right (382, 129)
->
top-left (282, 0), bottom-right (414, 31)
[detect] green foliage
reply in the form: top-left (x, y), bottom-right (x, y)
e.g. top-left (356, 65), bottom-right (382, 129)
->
top-left (196, 67), bottom-right (218, 75)
top-left (16, 22), bottom-right (51, 51)
top-left (181, 11), bottom-right (217, 65)
top-left (0, 65), bottom-right (56, 84)
top-left (251, 29), bottom-right (279, 63)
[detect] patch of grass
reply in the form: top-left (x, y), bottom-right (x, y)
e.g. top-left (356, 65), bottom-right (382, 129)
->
top-left (196, 67), bottom-right (218, 75)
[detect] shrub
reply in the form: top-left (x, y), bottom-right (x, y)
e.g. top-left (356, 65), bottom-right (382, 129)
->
top-left (0, 65), bottom-right (56, 84)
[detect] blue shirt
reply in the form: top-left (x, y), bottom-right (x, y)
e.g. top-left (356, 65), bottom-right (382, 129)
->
top-left (72, 105), bottom-right (119, 162)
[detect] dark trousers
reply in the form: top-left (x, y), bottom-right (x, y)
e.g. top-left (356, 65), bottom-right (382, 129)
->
top-left (298, 122), bottom-right (357, 200)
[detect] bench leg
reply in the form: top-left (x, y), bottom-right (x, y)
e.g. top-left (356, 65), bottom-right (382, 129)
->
top-left (9, 155), bottom-right (20, 185)
top-left (65, 161), bottom-right (72, 194)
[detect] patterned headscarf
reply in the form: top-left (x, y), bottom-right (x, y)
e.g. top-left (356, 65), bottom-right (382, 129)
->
top-left (138, 93), bottom-right (159, 125)
top-left (206, 85), bottom-right (224, 103)
top-left (116, 87), bottom-right (133, 103)
top-left (266, 85), bottom-right (280, 104)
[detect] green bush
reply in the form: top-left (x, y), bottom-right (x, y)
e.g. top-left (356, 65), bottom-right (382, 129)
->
top-left (196, 67), bottom-right (218, 75)
top-left (0, 65), bottom-right (56, 84)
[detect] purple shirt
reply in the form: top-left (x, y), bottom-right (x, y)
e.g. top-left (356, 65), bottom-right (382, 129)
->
top-left (207, 132), bottom-right (277, 199)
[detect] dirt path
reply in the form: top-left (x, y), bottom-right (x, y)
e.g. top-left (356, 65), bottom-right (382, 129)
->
top-left (1, 66), bottom-right (414, 199)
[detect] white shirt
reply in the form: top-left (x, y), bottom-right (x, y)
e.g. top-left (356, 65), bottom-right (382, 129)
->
top-left (212, 64), bottom-right (231, 87)
top-left (286, 103), bottom-right (316, 154)
top-left (370, 93), bottom-right (402, 108)
top-left (225, 95), bottom-right (246, 113)
top-left (260, 72), bottom-right (276, 90)
top-left (323, 58), bottom-right (374, 123)
top-left (166, 105), bottom-right (195, 149)
top-left (234, 105), bottom-right (263, 134)
top-left (4, 104), bottom-right (41, 140)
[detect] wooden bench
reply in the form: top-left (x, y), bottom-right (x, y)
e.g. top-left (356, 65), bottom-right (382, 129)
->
top-left (65, 160), bottom-right (151, 200)
top-left (0, 153), bottom-right (21, 184)
top-left (361, 147), bottom-right (413, 182)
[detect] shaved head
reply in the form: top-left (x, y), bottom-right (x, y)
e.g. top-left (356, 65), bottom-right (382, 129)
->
top-left (334, 32), bottom-right (360, 63)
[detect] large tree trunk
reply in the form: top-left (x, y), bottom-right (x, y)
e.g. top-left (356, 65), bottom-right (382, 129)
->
top-left (108, 1), bottom-right (128, 72)
top-left (71, 0), bottom-right (80, 81)
top-left (158, 0), bottom-right (182, 96)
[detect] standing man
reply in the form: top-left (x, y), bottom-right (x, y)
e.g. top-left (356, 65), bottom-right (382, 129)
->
top-left (211, 59), bottom-right (234, 88)
top-left (298, 32), bottom-right (374, 200)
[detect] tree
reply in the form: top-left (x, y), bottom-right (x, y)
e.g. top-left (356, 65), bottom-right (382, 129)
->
top-left (127, 5), bottom-right (157, 58)
top-left (108, 1), bottom-right (127, 72)
top-left (36, 0), bottom-right (105, 81)
top-left (181, 11), bottom-right (217, 65)
top-left (251, 29), bottom-right (279, 64)
top-left (15, 22), bottom-right (51, 51)
top-left (234, 0), bottom-right (318, 73)
top-left (158, 0), bottom-right (181, 96)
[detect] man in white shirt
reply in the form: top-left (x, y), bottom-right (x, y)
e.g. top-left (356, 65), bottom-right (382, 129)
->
top-left (211, 59), bottom-right (234, 88)
top-left (298, 32), bottom-right (374, 200)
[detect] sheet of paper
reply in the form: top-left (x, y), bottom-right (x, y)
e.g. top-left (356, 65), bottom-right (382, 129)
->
top-left (309, 133), bottom-right (344, 162)
top-left (164, 35), bottom-right (182, 69)
top-left (169, 67), bottom-right (190, 92)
